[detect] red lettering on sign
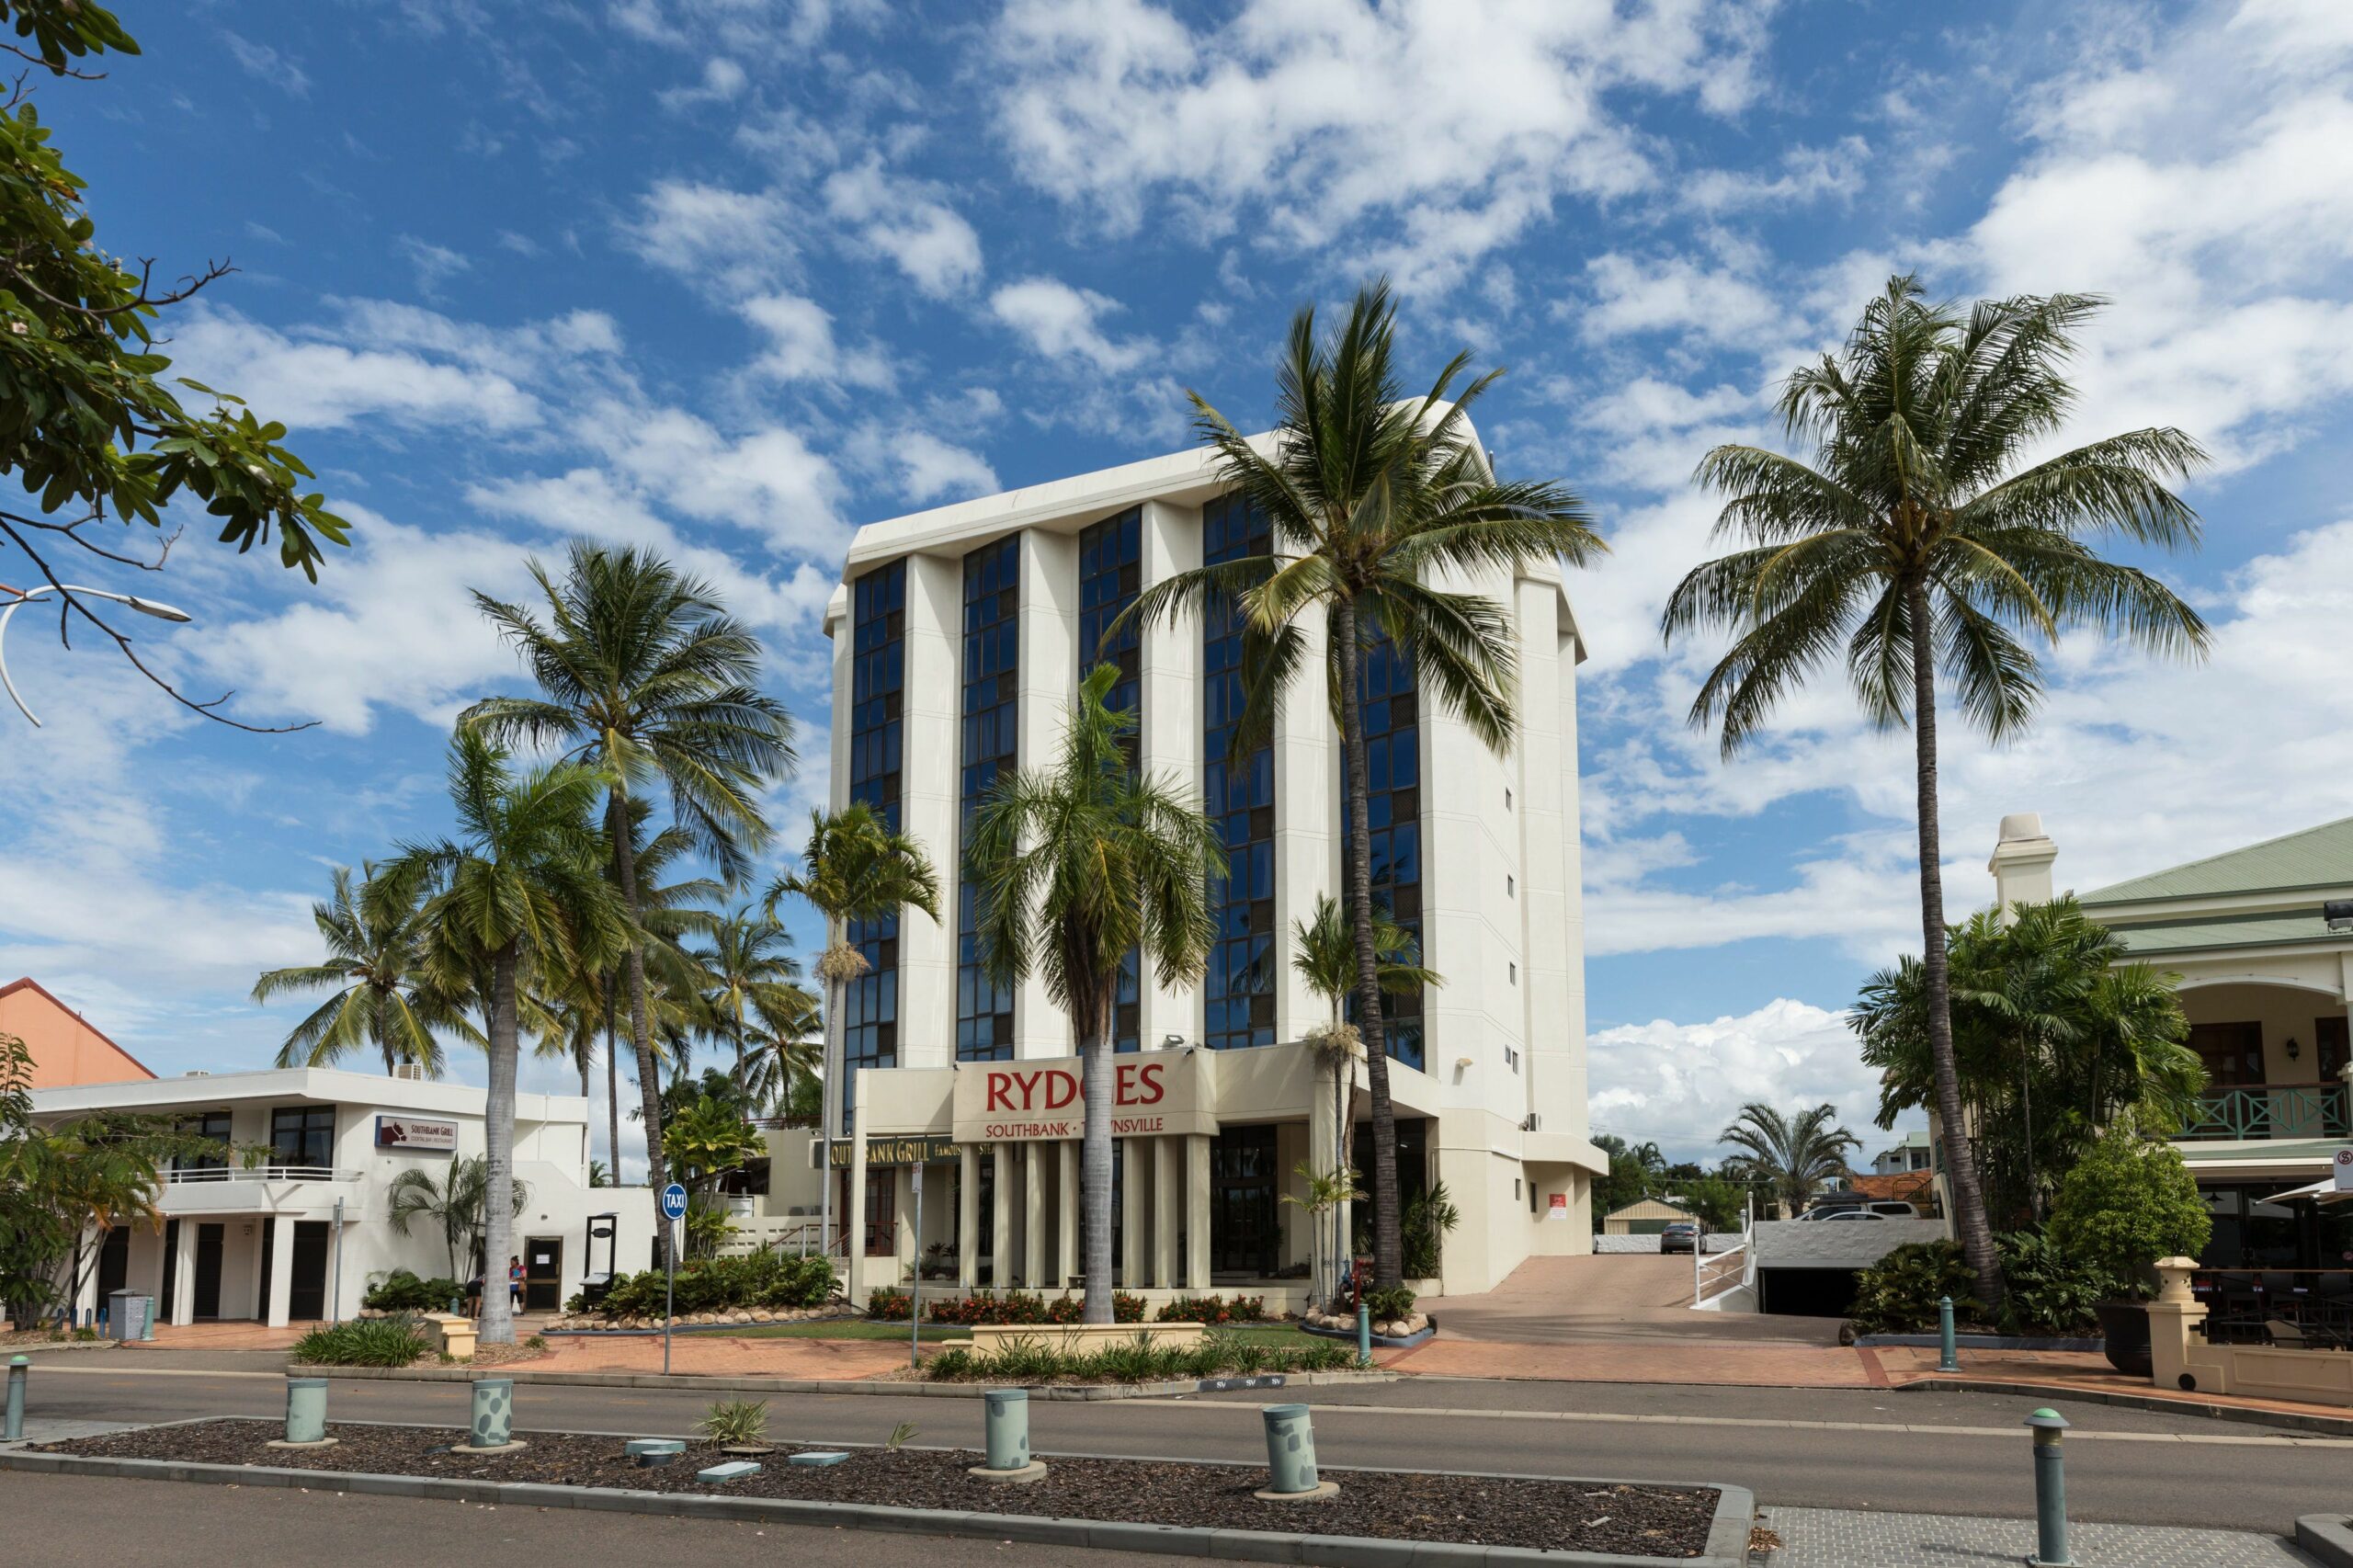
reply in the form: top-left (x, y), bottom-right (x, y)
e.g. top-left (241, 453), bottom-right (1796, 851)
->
top-left (1136, 1061), bottom-right (1165, 1106)
top-left (985, 1073), bottom-right (1014, 1112)
top-left (1044, 1069), bottom-right (1078, 1110)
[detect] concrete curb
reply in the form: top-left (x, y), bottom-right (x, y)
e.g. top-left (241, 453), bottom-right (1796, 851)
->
top-left (1855, 1333), bottom-right (2103, 1352)
top-left (2296, 1515), bottom-right (2353, 1568)
top-left (1298, 1320), bottom-right (1436, 1351)
top-left (309, 1366), bottom-right (1398, 1399)
top-left (1899, 1377), bottom-right (2353, 1438)
top-left (0, 1444), bottom-right (1755, 1567)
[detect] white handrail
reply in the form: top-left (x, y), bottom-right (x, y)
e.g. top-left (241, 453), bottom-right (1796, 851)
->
top-left (163, 1165), bottom-right (362, 1184)
top-left (1694, 1240), bottom-right (1750, 1307)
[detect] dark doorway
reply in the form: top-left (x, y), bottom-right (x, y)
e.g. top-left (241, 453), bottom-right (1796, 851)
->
top-left (192, 1223), bottom-right (224, 1320)
top-left (2317, 1017), bottom-right (2348, 1085)
top-left (524, 1237), bottom-right (563, 1312)
top-left (840, 1167), bottom-right (896, 1257)
top-left (1351, 1116), bottom-right (1431, 1257)
top-left (2189, 1021), bottom-right (2265, 1085)
top-left (161, 1220), bottom-right (179, 1313)
top-left (97, 1226), bottom-right (130, 1301)
top-left (290, 1222), bottom-right (330, 1319)
top-left (1210, 1124), bottom-right (1279, 1276)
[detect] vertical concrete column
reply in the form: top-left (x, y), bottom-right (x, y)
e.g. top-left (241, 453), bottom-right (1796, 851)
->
top-left (1055, 1141), bottom-right (1080, 1288)
top-left (1152, 1137), bottom-right (1181, 1288)
top-left (897, 554), bottom-right (963, 1073)
top-left (1185, 1135), bottom-right (1211, 1291)
top-left (170, 1221), bottom-right (198, 1326)
top-left (1137, 500), bottom-right (1202, 1049)
top-left (1271, 606), bottom-right (1333, 1044)
top-left (990, 1142), bottom-right (1014, 1289)
top-left (1120, 1138), bottom-right (1148, 1289)
top-left (847, 1082), bottom-right (870, 1302)
top-left (958, 1144), bottom-right (981, 1288)
top-left (265, 1215), bottom-right (296, 1328)
top-left (1023, 1144), bottom-right (1050, 1288)
top-left (1017, 529), bottom-right (1079, 1056)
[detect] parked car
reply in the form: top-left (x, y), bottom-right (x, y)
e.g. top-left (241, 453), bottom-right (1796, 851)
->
top-left (1659, 1221), bottom-right (1700, 1253)
top-left (1795, 1198), bottom-right (1921, 1221)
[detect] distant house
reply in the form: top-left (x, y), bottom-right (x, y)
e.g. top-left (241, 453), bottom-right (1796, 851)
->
top-left (0, 976), bottom-right (154, 1088)
top-left (1870, 1130), bottom-right (1933, 1176)
top-left (1601, 1196), bottom-right (1691, 1235)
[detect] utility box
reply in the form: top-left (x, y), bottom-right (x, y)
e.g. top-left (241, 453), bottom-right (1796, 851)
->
top-left (106, 1291), bottom-right (152, 1341)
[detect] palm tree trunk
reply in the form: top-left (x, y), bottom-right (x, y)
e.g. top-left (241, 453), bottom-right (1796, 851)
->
top-left (608, 793), bottom-right (668, 1204)
top-left (819, 925), bottom-right (844, 1283)
top-left (1080, 984), bottom-right (1116, 1324)
top-left (1333, 600), bottom-right (1404, 1289)
top-left (1905, 580), bottom-right (2006, 1308)
top-left (481, 945), bottom-right (522, 1346)
top-left (603, 988), bottom-right (620, 1186)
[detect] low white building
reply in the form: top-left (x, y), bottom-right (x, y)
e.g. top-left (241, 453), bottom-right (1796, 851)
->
top-left (32, 1066), bottom-right (653, 1328)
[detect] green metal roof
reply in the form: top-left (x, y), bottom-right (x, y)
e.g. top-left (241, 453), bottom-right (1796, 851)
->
top-left (2177, 1138), bottom-right (2349, 1165)
top-left (2106, 909), bottom-right (2343, 957)
top-left (2082, 815), bottom-right (2353, 905)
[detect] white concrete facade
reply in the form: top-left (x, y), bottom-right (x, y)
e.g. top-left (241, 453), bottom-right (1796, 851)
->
top-left (32, 1067), bottom-right (653, 1328)
top-left (819, 438), bottom-right (1607, 1301)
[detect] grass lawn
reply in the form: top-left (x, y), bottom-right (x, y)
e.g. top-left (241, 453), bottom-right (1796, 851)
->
top-left (725, 1319), bottom-right (1314, 1346)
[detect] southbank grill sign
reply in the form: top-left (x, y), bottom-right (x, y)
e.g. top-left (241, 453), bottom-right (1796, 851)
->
top-left (824, 1135), bottom-right (963, 1169)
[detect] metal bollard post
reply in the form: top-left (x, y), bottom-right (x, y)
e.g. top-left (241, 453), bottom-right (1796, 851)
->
top-left (5, 1356), bottom-right (25, 1441)
top-left (1356, 1301), bottom-right (1371, 1367)
top-left (1938, 1295), bottom-right (1960, 1372)
top-left (1256, 1403), bottom-right (1332, 1499)
top-left (464, 1377), bottom-right (520, 1451)
top-left (2026, 1408), bottom-right (2072, 1566)
top-left (276, 1377), bottom-right (333, 1448)
top-left (967, 1388), bottom-right (1046, 1482)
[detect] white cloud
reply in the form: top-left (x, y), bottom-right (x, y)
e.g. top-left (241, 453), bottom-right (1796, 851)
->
top-left (396, 235), bottom-right (472, 298)
top-left (847, 427), bottom-right (999, 505)
top-left (741, 291), bottom-right (896, 390)
top-left (658, 56), bottom-right (749, 110)
top-left (1576, 252), bottom-right (1786, 347)
top-left (222, 31), bottom-right (312, 97)
top-left (823, 162), bottom-right (984, 298)
top-left (620, 179), bottom-right (798, 292)
top-left (169, 306), bottom-right (543, 435)
top-left (989, 277), bottom-right (1154, 372)
top-left (573, 402), bottom-right (850, 554)
top-left (1679, 138), bottom-right (1869, 215)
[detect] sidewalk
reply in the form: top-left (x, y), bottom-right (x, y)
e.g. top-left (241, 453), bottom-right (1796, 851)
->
top-left (1756, 1504), bottom-right (2316, 1565)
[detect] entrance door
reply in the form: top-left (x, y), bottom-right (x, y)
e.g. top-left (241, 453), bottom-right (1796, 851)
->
top-left (524, 1238), bottom-right (563, 1312)
top-left (862, 1168), bottom-right (895, 1257)
top-left (2190, 1021), bottom-right (2265, 1085)
top-left (161, 1220), bottom-right (179, 1312)
top-left (290, 1222), bottom-right (330, 1320)
top-left (192, 1223), bottom-right (224, 1320)
top-left (1210, 1125), bottom-right (1279, 1276)
top-left (97, 1226), bottom-right (130, 1301)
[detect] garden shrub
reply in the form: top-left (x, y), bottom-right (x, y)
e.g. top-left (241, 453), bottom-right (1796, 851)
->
top-left (1847, 1241), bottom-right (1983, 1335)
top-left (868, 1288), bottom-right (912, 1321)
top-left (1154, 1293), bottom-right (1266, 1324)
top-left (922, 1331), bottom-right (1352, 1384)
top-left (292, 1314), bottom-right (430, 1368)
top-left (363, 1270), bottom-right (462, 1313)
top-left (1360, 1286), bottom-right (1416, 1322)
top-left (913, 1290), bottom-right (1149, 1325)
top-left (594, 1249), bottom-right (836, 1319)
top-left (1995, 1229), bottom-right (2114, 1335)
top-left (2047, 1124), bottom-right (2210, 1300)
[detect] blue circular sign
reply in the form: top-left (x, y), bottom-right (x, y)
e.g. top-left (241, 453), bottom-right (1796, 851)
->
top-left (660, 1182), bottom-right (688, 1220)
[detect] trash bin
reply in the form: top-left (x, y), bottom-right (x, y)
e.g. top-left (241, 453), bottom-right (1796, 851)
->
top-left (107, 1291), bottom-right (153, 1342)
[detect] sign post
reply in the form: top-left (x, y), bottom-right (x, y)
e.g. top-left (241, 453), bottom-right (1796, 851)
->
top-left (659, 1182), bottom-right (688, 1376)
top-left (2335, 1149), bottom-right (2353, 1193)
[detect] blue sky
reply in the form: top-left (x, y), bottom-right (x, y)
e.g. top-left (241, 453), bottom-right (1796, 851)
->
top-left (6, 0), bottom-right (2352, 1177)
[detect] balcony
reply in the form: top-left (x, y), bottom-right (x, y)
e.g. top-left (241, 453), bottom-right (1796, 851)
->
top-left (158, 1165), bottom-right (366, 1216)
top-left (2177, 1084), bottom-right (2350, 1142)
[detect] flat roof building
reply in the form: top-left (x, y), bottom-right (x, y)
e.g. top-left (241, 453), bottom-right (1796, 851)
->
top-left (815, 437), bottom-right (1606, 1306)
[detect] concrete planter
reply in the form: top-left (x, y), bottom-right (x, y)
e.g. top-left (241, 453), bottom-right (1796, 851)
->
top-left (2096, 1301), bottom-right (2153, 1377)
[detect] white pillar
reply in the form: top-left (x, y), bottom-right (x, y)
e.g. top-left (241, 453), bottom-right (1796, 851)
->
top-left (1120, 1139), bottom-right (1147, 1289)
top-left (1137, 499), bottom-right (1203, 1050)
top-left (1152, 1137), bottom-right (1180, 1288)
top-left (1988, 813), bottom-right (2058, 919)
top-left (990, 1142), bottom-right (1014, 1289)
top-left (958, 1144), bottom-right (981, 1289)
top-left (1017, 530), bottom-right (1080, 1056)
top-left (1056, 1141), bottom-right (1080, 1289)
top-left (265, 1216), bottom-right (296, 1328)
top-left (1185, 1135), bottom-right (1212, 1290)
top-left (170, 1221), bottom-right (198, 1327)
top-left (847, 1081), bottom-right (870, 1303)
top-left (1023, 1144), bottom-right (1050, 1288)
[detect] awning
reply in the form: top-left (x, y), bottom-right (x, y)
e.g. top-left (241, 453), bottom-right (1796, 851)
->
top-left (2261, 1176), bottom-right (2353, 1205)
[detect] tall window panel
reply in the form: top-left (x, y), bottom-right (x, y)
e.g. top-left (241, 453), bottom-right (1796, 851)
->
top-left (1201, 494), bottom-right (1276, 1051)
top-left (957, 536), bottom-right (1020, 1062)
top-left (841, 561), bottom-right (905, 1131)
top-left (1347, 628), bottom-right (1425, 1071)
top-left (1078, 507), bottom-right (1142, 1052)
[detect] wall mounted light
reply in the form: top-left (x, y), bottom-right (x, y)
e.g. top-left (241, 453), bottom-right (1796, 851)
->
top-left (2287, 1037), bottom-right (2302, 1062)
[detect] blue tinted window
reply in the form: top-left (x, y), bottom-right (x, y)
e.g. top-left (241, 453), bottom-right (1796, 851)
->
top-left (842, 561), bottom-right (906, 1131)
top-left (958, 536), bottom-right (1021, 1062)
top-left (1344, 626), bottom-right (1425, 1071)
top-left (1078, 508), bottom-right (1144, 1051)
top-left (1201, 493), bottom-right (1276, 1051)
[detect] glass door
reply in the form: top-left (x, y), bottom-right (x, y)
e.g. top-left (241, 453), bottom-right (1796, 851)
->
top-left (1210, 1125), bottom-right (1279, 1276)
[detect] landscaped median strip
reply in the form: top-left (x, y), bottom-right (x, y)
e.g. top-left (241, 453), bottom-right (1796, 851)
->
top-left (302, 1364), bottom-right (1401, 1399)
top-left (2, 1417), bottom-right (1757, 1567)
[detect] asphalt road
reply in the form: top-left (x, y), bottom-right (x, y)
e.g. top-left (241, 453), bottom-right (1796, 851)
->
top-left (13, 1358), bottom-right (2349, 1536)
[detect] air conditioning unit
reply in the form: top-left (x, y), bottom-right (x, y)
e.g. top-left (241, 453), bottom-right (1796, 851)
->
top-left (391, 1062), bottom-right (426, 1082)
top-left (1521, 1112), bottom-right (1540, 1132)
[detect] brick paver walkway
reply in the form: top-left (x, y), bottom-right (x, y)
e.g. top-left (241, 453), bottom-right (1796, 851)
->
top-left (534, 1331), bottom-right (906, 1380)
top-left (1756, 1505), bottom-right (2317, 1565)
top-left (1381, 1335), bottom-right (1877, 1387)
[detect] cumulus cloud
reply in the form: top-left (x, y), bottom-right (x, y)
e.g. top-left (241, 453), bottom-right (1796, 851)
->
top-left (168, 305), bottom-right (545, 434)
top-left (823, 161), bottom-right (984, 298)
top-left (989, 277), bottom-right (1154, 372)
top-left (742, 291), bottom-right (897, 390)
top-left (620, 179), bottom-right (799, 293)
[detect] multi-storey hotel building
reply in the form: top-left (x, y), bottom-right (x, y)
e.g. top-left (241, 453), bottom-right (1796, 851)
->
top-left (820, 437), bottom-right (1607, 1305)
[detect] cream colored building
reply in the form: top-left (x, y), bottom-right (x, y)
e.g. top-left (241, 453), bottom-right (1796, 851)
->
top-left (813, 437), bottom-right (1606, 1307)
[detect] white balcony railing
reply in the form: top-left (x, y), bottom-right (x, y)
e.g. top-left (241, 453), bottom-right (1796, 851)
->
top-left (163, 1165), bottom-right (363, 1185)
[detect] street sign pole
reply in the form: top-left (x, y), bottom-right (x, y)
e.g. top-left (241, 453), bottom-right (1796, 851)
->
top-left (659, 1182), bottom-right (688, 1378)
top-left (909, 1165), bottom-right (925, 1370)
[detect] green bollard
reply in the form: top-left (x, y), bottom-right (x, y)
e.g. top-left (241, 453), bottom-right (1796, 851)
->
top-left (462, 1377), bottom-right (522, 1452)
top-left (1256, 1403), bottom-right (1331, 1499)
top-left (967, 1387), bottom-right (1045, 1482)
top-left (275, 1377), bottom-right (333, 1448)
top-left (1938, 1295), bottom-right (1960, 1372)
top-left (1356, 1301), bottom-right (1371, 1367)
top-left (5, 1355), bottom-right (25, 1441)
top-left (2026, 1408), bottom-right (2072, 1566)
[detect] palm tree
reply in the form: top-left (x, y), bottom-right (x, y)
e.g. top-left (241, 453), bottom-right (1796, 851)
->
top-left (463, 541), bottom-right (796, 1203)
top-left (393, 730), bottom-right (629, 1343)
top-left (1661, 277), bottom-right (2209, 1305)
top-left (1120, 279), bottom-right (1602, 1288)
top-left (966, 664), bottom-right (1222, 1323)
top-left (1291, 892), bottom-right (1438, 1305)
top-left (386, 1157), bottom-right (532, 1283)
top-left (693, 905), bottom-right (813, 1096)
top-left (1719, 1104), bottom-right (1859, 1217)
top-left (764, 801), bottom-right (940, 1264)
top-left (253, 864), bottom-right (472, 1075)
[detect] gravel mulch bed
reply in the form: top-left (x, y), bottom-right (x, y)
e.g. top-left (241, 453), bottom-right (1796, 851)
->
top-left (37, 1419), bottom-right (1719, 1557)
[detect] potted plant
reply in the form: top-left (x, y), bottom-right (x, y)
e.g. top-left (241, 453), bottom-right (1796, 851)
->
top-left (2046, 1119), bottom-right (2211, 1375)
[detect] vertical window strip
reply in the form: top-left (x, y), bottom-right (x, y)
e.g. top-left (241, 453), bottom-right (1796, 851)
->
top-left (1347, 625), bottom-right (1425, 1072)
top-left (1078, 507), bottom-right (1144, 1052)
top-left (842, 560), bottom-right (905, 1133)
top-left (1201, 494), bottom-right (1276, 1051)
top-left (957, 536), bottom-right (1021, 1062)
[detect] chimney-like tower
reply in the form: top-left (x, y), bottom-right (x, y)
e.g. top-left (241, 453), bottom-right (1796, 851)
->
top-left (1987, 812), bottom-right (2058, 918)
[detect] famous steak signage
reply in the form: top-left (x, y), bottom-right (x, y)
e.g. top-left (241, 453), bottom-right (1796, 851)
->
top-left (950, 1051), bottom-right (1215, 1144)
top-left (374, 1114), bottom-right (458, 1152)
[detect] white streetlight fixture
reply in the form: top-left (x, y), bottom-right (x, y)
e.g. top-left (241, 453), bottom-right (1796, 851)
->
top-left (0, 582), bottom-right (194, 728)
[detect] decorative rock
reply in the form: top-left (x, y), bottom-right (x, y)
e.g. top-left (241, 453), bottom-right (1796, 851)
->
top-left (697, 1460), bottom-right (761, 1483)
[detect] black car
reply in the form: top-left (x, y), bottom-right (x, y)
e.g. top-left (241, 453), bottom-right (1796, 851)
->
top-left (1658, 1221), bottom-right (1700, 1254)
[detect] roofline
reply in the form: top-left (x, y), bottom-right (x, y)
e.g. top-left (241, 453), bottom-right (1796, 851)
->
top-left (0, 976), bottom-right (156, 1080)
top-left (2080, 812), bottom-right (2353, 905)
top-left (29, 1062), bottom-right (588, 1119)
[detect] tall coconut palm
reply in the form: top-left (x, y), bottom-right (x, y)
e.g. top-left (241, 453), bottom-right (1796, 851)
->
top-left (463, 541), bottom-right (796, 1205)
top-left (1120, 279), bottom-right (1601, 1288)
top-left (1719, 1104), bottom-right (1859, 1217)
top-left (966, 665), bottom-right (1222, 1323)
top-left (393, 730), bottom-right (629, 1344)
top-left (764, 801), bottom-right (940, 1264)
top-left (253, 863), bottom-right (472, 1075)
top-left (1661, 277), bottom-right (2209, 1304)
top-left (693, 905), bottom-right (811, 1095)
top-left (1291, 892), bottom-right (1438, 1305)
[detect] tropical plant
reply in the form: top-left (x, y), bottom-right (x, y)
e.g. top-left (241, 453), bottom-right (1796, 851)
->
top-left (663, 1094), bottom-right (763, 1196)
top-left (464, 541), bottom-right (797, 1203)
top-left (362, 1270), bottom-right (464, 1313)
top-left (291, 1314), bottom-right (431, 1368)
top-left (2046, 1118), bottom-right (2211, 1300)
top-left (1361, 1284), bottom-right (1417, 1322)
top-left (1119, 279), bottom-right (1601, 1288)
top-left (1854, 897), bottom-right (2202, 1225)
top-left (587, 1159), bottom-right (611, 1188)
top-left (697, 1398), bottom-right (770, 1448)
top-left (392, 731), bottom-right (627, 1343)
top-left (1400, 1179), bottom-right (1460, 1278)
top-left (1995, 1227), bottom-right (2114, 1335)
top-left (1292, 892), bottom-right (1438, 1303)
top-left (1848, 1240), bottom-right (1983, 1335)
top-left (384, 1157), bottom-right (532, 1283)
top-left (1719, 1104), bottom-right (1859, 1216)
top-left (253, 863), bottom-right (472, 1076)
top-left (1663, 278), bottom-right (2211, 1305)
top-left (922, 1335), bottom-right (1352, 1385)
top-left (1589, 1133), bottom-right (1670, 1221)
top-left (965, 664), bottom-right (1223, 1323)
top-left (690, 905), bottom-right (811, 1096)
top-left (1280, 1160), bottom-right (1363, 1313)
top-left (765, 801), bottom-right (940, 1261)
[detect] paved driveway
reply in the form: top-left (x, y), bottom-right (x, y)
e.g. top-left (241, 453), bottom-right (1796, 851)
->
top-left (1420, 1254), bottom-right (1847, 1347)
